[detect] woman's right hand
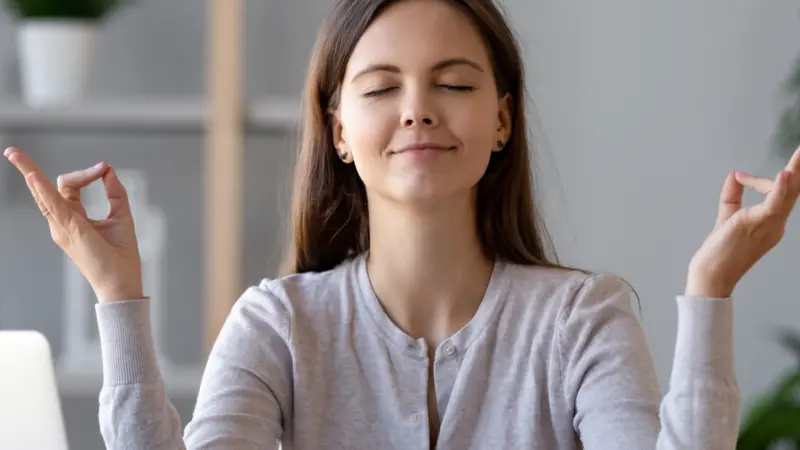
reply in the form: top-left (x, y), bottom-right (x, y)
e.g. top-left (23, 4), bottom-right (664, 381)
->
top-left (4, 147), bottom-right (144, 303)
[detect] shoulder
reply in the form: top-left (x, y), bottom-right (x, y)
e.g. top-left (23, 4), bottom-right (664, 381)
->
top-left (510, 264), bottom-right (640, 345)
top-left (501, 262), bottom-right (590, 298)
top-left (498, 264), bottom-right (639, 366)
top-left (230, 256), bottom-right (361, 339)
top-left (499, 262), bottom-right (634, 321)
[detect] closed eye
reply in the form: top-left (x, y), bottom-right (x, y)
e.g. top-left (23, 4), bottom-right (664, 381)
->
top-left (440, 85), bottom-right (474, 92)
top-left (363, 86), bottom-right (398, 98)
top-left (363, 85), bottom-right (474, 97)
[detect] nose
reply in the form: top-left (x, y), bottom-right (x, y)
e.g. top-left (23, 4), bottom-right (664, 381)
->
top-left (402, 116), bottom-right (436, 128)
top-left (400, 102), bottom-right (439, 129)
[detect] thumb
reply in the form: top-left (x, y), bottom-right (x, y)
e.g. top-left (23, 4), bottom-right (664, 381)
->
top-left (751, 170), bottom-right (792, 221)
top-left (716, 171), bottom-right (744, 228)
top-left (101, 166), bottom-right (132, 219)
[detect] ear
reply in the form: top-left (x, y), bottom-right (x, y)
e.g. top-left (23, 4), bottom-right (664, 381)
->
top-left (330, 109), bottom-right (346, 152)
top-left (493, 93), bottom-right (512, 152)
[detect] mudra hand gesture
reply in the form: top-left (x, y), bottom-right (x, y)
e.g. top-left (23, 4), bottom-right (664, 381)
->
top-left (687, 147), bottom-right (800, 298)
top-left (4, 145), bottom-right (799, 303)
top-left (3, 147), bottom-right (143, 303)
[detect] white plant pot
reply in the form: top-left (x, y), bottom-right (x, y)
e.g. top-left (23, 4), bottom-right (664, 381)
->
top-left (17, 20), bottom-right (98, 107)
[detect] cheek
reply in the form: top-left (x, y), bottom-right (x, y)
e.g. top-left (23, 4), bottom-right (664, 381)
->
top-left (447, 99), bottom-right (498, 160)
top-left (340, 101), bottom-right (395, 158)
top-left (339, 101), bottom-right (396, 189)
top-left (445, 99), bottom-right (499, 188)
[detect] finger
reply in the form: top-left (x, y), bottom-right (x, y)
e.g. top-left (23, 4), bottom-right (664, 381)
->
top-left (784, 171), bottom-right (800, 217)
top-left (57, 162), bottom-right (108, 202)
top-left (4, 147), bottom-right (46, 179)
top-left (734, 171), bottom-right (774, 196)
top-left (4, 148), bottom-right (70, 222)
top-left (753, 170), bottom-right (792, 219)
top-left (27, 171), bottom-right (95, 251)
top-left (716, 171), bottom-right (744, 228)
top-left (24, 169), bottom-right (72, 226)
top-left (24, 171), bottom-right (51, 218)
top-left (101, 166), bottom-right (132, 218)
top-left (785, 146), bottom-right (800, 174)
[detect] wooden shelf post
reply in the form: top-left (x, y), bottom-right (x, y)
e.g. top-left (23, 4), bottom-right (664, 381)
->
top-left (204, 0), bottom-right (244, 354)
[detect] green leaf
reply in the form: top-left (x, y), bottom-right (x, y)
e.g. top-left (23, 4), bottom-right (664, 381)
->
top-left (3, 0), bottom-right (132, 20)
top-left (738, 405), bottom-right (800, 449)
top-left (738, 372), bottom-right (800, 449)
top-left (773, 102), bottom-right (800, 159)
top-left (784, 55), bottom-right (800, 95)
top-left (777, 328), bottom-right (800, 365)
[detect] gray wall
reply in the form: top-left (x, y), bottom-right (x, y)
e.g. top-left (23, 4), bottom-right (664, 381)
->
top-left (517, 0), bottom-right (800, 406)
top-left (0, 0), bottom-right (798, 448)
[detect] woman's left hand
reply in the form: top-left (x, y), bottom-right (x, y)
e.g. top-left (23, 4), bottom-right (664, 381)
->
top-left (686, 147), bottom-right (800, 298)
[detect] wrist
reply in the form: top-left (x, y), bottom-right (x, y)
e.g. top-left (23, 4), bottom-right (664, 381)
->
top-left (685, 274), bottom-right (734, 299)
top-left (94, 285), bottom-right (145, 303)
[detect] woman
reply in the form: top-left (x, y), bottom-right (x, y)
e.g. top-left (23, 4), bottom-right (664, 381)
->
top-left (4, 0), bottom-right (799, 448)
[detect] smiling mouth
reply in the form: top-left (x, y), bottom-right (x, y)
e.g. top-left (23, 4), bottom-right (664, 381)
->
top-left (391, 144), bottom-right (457, 155)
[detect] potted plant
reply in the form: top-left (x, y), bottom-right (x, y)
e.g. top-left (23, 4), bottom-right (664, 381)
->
top-left (737, 329), bottom-right (800, 449)
top-left (2, 0), bottom-right (130, 106)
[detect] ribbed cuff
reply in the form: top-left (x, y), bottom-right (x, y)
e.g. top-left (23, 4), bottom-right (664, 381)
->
top-left (672, 296), bottom-right (734, 382)
top-left (95, 298), bottom-right (162, 387)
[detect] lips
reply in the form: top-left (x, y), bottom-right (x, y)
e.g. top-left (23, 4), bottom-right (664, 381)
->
top-left (392, 143), bottom-right (455, 154)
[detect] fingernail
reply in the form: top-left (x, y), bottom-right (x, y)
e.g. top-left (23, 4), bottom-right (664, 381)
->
top-left (3, 148), bottom-right (11, 157)
top-left (94, 162), bottom-right (104, 169)
top-left (734, 171), bottom-right (748, 178)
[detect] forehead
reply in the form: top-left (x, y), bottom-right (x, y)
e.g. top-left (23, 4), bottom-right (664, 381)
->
top-left (346, 0), bottom-right (491, 75)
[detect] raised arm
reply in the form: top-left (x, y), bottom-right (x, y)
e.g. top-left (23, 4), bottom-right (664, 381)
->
top-left (563, 146), bottom-right (800, 449)
top-left (2, 147), bottom-right (291, 449)
top-left (559, 273), bottom-right (739, 449)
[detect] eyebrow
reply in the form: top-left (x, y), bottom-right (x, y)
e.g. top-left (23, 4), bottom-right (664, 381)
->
top-left (349, 58), bottom-right (485, 83)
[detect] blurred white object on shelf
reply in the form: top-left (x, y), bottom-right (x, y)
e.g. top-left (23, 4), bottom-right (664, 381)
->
top-left (17, 20), bottom-right (97, 106)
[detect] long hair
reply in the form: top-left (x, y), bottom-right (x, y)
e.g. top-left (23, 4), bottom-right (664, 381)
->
top-left (280, 0), bottom-right (565, 275)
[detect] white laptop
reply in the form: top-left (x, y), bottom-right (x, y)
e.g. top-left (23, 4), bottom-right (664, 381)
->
top-left (0, 330), bottom-right (69, 450)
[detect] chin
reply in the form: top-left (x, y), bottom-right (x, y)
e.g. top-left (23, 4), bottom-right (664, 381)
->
top-left (384, 181), bottom-right (475, 206)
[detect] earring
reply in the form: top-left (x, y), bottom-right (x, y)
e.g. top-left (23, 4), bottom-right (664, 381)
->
top-left (496, 140), bottom-right (505, 151)
top-left (338, 150), bottom-right (352, 163)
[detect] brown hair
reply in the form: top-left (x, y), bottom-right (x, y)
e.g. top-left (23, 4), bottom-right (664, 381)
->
top-left (280, 0), bottom-right (565, 275)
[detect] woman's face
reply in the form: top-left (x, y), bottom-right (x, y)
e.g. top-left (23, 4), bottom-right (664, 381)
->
top-left (333, 0), bottom-right (511, 205)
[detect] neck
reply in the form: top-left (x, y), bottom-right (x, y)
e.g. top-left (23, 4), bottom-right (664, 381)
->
top-left (366, 193), bottom-right (494, 345)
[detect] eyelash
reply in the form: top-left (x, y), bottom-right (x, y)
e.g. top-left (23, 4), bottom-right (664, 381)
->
top-left (443, 85), bottom-right (475, 92)
top-left (363, 85), bottom-right (475, 98)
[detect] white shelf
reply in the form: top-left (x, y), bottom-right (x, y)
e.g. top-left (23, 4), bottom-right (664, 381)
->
top-left (249, 97), bottom-right (303, 131)
top-left (0, 97), bottom-right (301, 132)
top-left (57, 365), bottom-right (205, 397)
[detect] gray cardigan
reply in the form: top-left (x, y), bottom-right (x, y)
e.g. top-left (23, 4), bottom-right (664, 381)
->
top-left (95, 253), bottom-right (740, 449)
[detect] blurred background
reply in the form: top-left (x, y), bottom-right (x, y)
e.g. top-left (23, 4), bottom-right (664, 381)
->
top-left (0, 1), bottom-right (798, 449)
